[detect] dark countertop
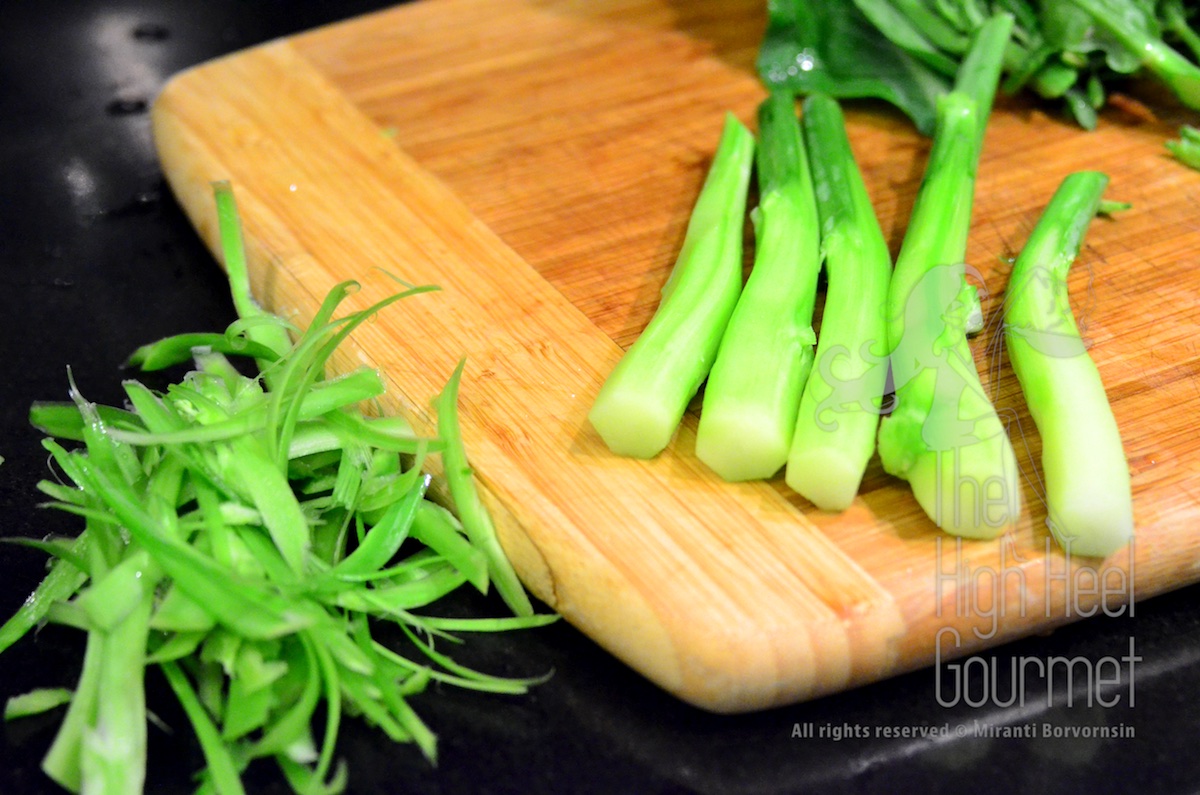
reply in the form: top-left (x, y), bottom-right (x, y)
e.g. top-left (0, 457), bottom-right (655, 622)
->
top-left (1, 3), bottom-right (1198, 794)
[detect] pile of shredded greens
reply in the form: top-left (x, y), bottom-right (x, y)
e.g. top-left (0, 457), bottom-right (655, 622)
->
top-left (759, 0), bottom-right (1200, 133)
top-left (0, 182), bottom-right (553, 795)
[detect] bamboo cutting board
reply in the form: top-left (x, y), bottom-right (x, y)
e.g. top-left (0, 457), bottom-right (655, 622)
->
top-left (151, 0), bottom-right (1200, 712)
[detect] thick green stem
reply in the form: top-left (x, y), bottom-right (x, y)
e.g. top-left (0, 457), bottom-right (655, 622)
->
top-left (695, 93), bottom-right (821, 481)
top-left (955, 12), bottom-right (1012, 329)
top-left (589, 114), bottom-right (755, 458)
top-left (785, 93), bottom-right (893, 510)
top-left (953, 13), bottom-right (1015, 153)
top-left (877, 89), bottom-right (1020, 538)
top-left (1003, 171), bottom-right (1132, 558)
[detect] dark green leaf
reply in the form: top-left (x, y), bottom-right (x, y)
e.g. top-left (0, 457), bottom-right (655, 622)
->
top-left (758, 0), bottom-right (951, 134)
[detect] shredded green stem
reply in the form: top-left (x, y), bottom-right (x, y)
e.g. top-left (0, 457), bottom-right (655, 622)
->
top-left (434, 360), bottom-right (533, 617)
top-left (161, 660), bottom-right (248, 795)
top-left (1, 181), bottom-right (552, 795)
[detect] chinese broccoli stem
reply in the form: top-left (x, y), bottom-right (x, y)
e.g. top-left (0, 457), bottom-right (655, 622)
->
top-left (41, 633), bottom-right (104, 792)
top-left (1003, 171), bottom-right (1133, 558)
top-left (951, 12), bottom-right (1013, 154)
top-left (877, 16), bottom-right (1021, 538)
top-left (695, 92), bottom-right (821, 481)
top-left (953, 11), bottom-right (1013, 328)
top-left (785, 93), bottom-right (893, 510)
top-left (588, 114), bottom-right (755, 459)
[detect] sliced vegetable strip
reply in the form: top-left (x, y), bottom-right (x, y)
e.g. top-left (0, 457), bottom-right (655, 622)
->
top-left (434, 361), bottom-right (532, 616)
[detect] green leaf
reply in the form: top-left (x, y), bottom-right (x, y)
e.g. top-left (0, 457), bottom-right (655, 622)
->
top-left (758, 0), bottom-right (950, 134)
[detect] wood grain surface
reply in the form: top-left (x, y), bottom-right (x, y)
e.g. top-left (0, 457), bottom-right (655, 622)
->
top-left (151, 0), bottom-right (1200, 712)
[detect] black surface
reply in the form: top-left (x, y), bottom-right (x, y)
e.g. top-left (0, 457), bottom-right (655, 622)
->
top-left (1, 3), bottom-right (1198, 794)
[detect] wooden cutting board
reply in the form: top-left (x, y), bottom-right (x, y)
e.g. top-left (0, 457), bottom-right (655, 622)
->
top-left (151, 0), bottom-right (1200, 712)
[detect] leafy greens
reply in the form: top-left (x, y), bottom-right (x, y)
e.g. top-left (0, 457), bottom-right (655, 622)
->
top-left (759, 0), bottom-right (1200, 132)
